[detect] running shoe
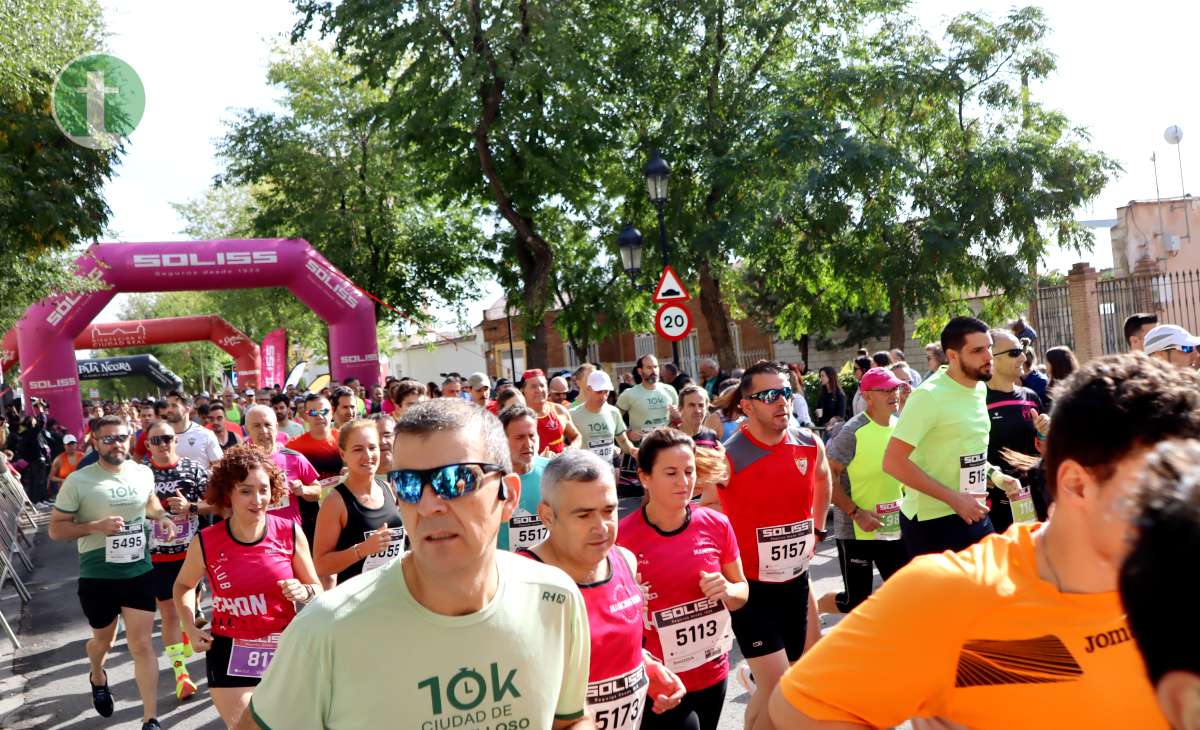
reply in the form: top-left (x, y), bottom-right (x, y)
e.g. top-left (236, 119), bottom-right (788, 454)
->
top-left (142, 719), bottom-right (162, 730)
top-left (174, 670), bottom-right (197, 700)
top-left (90, 671), bottom-right (114, 717)
top-left (734, 661), bottom-right (756, 694)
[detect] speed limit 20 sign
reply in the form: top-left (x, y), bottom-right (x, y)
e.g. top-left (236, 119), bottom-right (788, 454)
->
top-left (655, 304), bottom-right (692, 342)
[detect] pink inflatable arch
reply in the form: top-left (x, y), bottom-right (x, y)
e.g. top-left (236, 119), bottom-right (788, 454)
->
top-left (14, 239), bottom-right (378, 436)
top-left (2, 314), bottom-right (262, 387)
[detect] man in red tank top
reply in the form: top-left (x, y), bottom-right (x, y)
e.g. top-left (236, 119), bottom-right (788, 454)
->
top-left (519, 449), bottom-right (684, 729)
top-left (521, 369), bottom-right (581, 454)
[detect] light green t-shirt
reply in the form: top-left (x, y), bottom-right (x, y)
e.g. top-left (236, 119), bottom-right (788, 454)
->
top-left (615, 383), bottom-right (678, 433)
top-left (281, 420), bottom-right (305, 439)
top-left (53, 461), bottom-right (155, 579)
top-left (891, 367), bottom-right (991, 521)
top-left (249, 550), bottom-right (590, 730)
top-left (498, 456), bottom-right (550, 551)
top-left (570, 403), bottom-right (627, 462)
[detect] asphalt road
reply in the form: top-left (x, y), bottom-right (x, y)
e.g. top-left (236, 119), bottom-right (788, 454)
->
top-left (0, 501), bottom-right (860, 730)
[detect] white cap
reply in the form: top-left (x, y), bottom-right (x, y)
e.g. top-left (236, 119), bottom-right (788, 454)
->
top-left (63, 434), bottom-right (78, 444)
top-left (587, 370), bottom-right (614, 392)
top-left (1143, 324), bottom-right (1200, 354)
top-left (244, 389), bottom-right (254, 396)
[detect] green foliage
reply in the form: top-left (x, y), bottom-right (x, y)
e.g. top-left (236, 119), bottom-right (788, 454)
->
top-left (0, 0), bottom-right (116, 332)
top-left (811, 309), bottom-right (892, 350)
top-left (214, 42), bottom-right (484, 333)
top-left (742, 6), bottom-right (1117, 347)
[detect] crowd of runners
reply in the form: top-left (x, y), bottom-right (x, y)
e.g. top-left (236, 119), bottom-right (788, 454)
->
top-left (26, 311), bottom-right (1200, 729)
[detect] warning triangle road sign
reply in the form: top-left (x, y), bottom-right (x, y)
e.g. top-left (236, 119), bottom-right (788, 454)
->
top-left (652, 265), bottom-right (690, 303)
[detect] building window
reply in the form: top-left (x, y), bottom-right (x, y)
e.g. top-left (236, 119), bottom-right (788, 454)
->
top-left (563, 342), bottom-right (600, 369)
top-left (634, 333), bottom-right (656, 358)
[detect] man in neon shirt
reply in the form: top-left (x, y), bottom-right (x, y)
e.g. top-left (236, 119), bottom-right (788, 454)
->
top-left (882, 316), bottom-right (1020, 557)
top-left (764, 353), bottom-right (1200, 730)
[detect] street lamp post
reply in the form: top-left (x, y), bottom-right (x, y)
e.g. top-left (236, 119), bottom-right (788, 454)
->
top-left (643, 149), bottom-right (678, 366)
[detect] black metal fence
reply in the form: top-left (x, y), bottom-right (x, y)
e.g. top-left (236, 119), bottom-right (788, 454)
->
top-left (1097, 270), bottom-right (1200, 354)
top-left (1032, 283), bottom-right (1073, 359)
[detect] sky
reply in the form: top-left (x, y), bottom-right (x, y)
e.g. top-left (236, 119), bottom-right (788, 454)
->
top-left (92, 0), bottom-right (1200, 325)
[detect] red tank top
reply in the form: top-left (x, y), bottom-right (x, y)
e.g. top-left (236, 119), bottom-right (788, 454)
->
top-left (518, 548), bottom-right (648, 728)
top-left (199, 514), bottom-right (298, 639)
top-left (719, 424), bottom-right (819, 582)
top-left (537, 407), bottom-right (565, 453)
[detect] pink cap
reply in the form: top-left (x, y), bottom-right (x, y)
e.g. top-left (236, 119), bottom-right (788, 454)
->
top-left (859, 367), bottom-right (904, 392)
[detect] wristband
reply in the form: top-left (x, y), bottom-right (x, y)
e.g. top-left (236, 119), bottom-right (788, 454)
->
top-left (352, 544), bottom-right (362, 560)
top-left (849, 507), bottom-right (860, 518)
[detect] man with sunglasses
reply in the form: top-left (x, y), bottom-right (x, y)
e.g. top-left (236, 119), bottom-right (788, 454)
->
top-left (243, 398), bottom-right (594, 730)
top-left (286, 393), bottom-right (344, 544)
top-left (49, 416), bottom-right (178, 730)
top-left (145, 419), bottom-right (215, 702)
top-left (985, 328), bottom-right (1049, 533)
top-left (721, 360), bottom-right (832, 730)
top-left (883, 317), bottom-right (1020, 558)
top-left (1143, 323), bottom-right (1200, 369)
top-left (159, 390), bottom-right (223, 473)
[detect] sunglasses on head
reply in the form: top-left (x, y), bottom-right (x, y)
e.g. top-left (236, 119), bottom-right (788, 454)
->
top-left (99, 433), bottom-right (130, 445)
top-left (387, 462), bottom-right (507, 505)
top-left (307, 408), bottom-right (331, 417)
top-left (992, 348), bottom-right (1024, 358)
top-left (745, 386), bottom-right (794, 404)
top-left (148, 434), bottom-right (175, 446)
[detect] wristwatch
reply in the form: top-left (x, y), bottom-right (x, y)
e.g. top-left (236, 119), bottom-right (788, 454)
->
top-left (188, 503), bottom-right (198, 515)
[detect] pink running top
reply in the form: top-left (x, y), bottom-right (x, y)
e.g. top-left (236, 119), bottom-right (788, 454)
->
top-left (199, 514), bottom-right (298, 640)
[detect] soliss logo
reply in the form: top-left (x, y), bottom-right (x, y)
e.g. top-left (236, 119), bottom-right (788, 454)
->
top-left (339, 354), bottom-right (378, 365)
top-left (131, 251), bottom-right (278, 268)
top-left (46, 268), bottom-right (106, 326)
top-left (29, 377), bottom-right (78, 389)
top-left (305, 259), bottom-right (359, 309)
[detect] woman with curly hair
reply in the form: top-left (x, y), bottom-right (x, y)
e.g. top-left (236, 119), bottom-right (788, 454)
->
top-left (172, 444), bottom-right (321, 729)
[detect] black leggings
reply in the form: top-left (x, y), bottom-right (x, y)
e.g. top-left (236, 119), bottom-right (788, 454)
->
top-left (641, 677), bottom-right (727, 730)
top-left (834, 538), bottom-right (910, 613)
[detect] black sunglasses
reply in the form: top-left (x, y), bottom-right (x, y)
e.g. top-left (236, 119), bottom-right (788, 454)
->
top-left (745, 386), bottom-right (794, 404)
top-left (148, 434), bottom-right (175, 446)
top-left (99, 433), bottom-right (130, 445)
top-left (992, 348), bottom-right (1024, 358)
top-left (387, 463), bottom-right (507, 505)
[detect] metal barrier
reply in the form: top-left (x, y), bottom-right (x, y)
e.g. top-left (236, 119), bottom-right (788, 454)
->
top-left (0, 456), bottom-right (37, 648)
top-left (1032, 283), bottom-right (1074, 360)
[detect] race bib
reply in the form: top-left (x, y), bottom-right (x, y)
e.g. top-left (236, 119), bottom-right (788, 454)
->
top-left (151, 514), bottom-right (195, 550)
top-left (756, 520), bottom-right (814, 582)
top-left (959, 453), bottom-right (988, 496)
top-left (105, 521), bottom-right (146, 564)
top-left (652, 597), bottom-right (733, 673)
top-left (587, 665), bottom-right (648, 730)
top-left (361, 527), bottom-right (406, 572)
top-left (587, 437), bottom-right (615, 461)
top-left (855, 500), bottom-right (901, 541)
top-left (227, 634), bottom-right (280, 678)
top-left (508, 513), bottom-right (547, 551)
top-left (1010, 487), bottom-right (1038, 524)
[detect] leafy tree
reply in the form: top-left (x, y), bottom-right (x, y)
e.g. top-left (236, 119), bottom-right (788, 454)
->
top-left (215, 42), bottom-right (484, 341)
top-left (0, 0), bottom-right (115, 331)
top-left (744, 7), bottom-right (1117, 348)
top-left (290, 0), bottom-right (629, 369)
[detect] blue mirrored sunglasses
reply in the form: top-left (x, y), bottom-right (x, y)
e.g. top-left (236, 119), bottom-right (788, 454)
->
top-left (745, 386), bottom-right (794, 404)
top-left (387, 463), bottom-right (507, 505)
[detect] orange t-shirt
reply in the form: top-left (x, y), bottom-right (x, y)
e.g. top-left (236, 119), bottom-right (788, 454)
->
top-left (779, 523), bottom-right (1167, 729)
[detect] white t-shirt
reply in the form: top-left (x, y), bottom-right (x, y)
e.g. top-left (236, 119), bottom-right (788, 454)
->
top-left (248, 550), bottom-right (591, 729)
top-left (616, 383), bottom-right (678, 432)
top-left (174, 422), bottom-right (223, 471)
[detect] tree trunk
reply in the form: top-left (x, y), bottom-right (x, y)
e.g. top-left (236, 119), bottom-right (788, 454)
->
top-left (888, 288), bottom-right (906, 349)
top-left (698, 259), bottom-right (738, 372)
top-left (799, 334), bottom-right (809, 367)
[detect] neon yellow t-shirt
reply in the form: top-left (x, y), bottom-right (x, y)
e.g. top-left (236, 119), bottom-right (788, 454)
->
top-left (249, 550), bottom-right (590, 729)
top-left (891, 367), bottom-right (991, 521)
